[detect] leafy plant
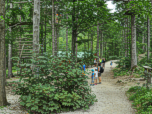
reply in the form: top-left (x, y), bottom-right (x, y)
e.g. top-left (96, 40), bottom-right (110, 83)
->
top-left (11, 49), bottom-right (98, 113)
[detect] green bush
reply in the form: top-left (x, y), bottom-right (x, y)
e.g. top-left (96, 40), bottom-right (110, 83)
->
top-left (127, 86), bottom-right (152, 113)
top-left (12, 50), bottom-right (98, 114)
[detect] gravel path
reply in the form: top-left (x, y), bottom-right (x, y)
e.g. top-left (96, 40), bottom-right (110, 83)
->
top-left (59, 60), bottom-right (136, 114)
top-left (0, 60), bottom-right (137, 114)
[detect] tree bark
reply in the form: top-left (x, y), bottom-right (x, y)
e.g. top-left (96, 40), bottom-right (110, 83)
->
top-left (124, 18), bottom-right (127, 57)
top-left (32, 0), bottom-right (40, 74)
top-left (147, 16), bottom-right (150, 60)
top-left (100, 30), bottom-right (102, 58)
top-left (142, 31), bottom-right (145, 52)
top-left (88, 32), bottom-right (89, 51)
top-left (66, 14), bottom-right (68, 54)
top-left (131, 14), bottom-right (137, 68)
top-left (72, 0), bottom-right (76, 60)
top-left (44, 10), bottom-right (46, 52)
top-left (8, 44), bottom-right (12, 79)
top-left (0, 0), bottom-right (8, 106)
top-left (91, 32), bottom-right (93, 52)
top-left (97, 21), bottom-right (99, 63)
top-left (52, 0), bottom-right (55, 56)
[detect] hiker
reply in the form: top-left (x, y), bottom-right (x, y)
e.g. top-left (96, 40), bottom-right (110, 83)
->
top-left (98, 63), bottom-right (104, 84)
top-left (99, 58), bottom-right (102, 66)
top-left (94, 68), bottom-right (98, 85)
top-left (83, 63), bottom-right (86, 73)
top-left (94, 58), bottom-right (96, 67)
top-left (110, 61), bottom-right (113, 68)
top-left (102, 58), bottom-right (105, 68)
top-left (90, 69), bottom-right (95, 86)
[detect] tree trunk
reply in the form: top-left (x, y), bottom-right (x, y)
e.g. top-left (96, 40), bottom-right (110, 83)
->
top-left (88, 32), bottom-right (89, 51)
top-left (91, 32), bottom-right (93, 52)
top-left (131, 14), bottom-right (137, 68)
top-left (142, 31), bottom-right (145, 52)
top-left (97, 21), bottom-right (99, 63)
top-left (8, 44), bottom-right (12, 79)
top-left (147, 16), bottom-right (150, 60)
top-left (127, 16), bottom-right (129, 56)
top-left (76, 17), bottom-right (78, 62)
top-left (72, 0), bottom-right (76, 60)
top-left (52, 0), bottom-right (55, 56)
top-left (105, 42), bottom-right (106, 60)
top-left (125, 18), bottom-right (127, 57)
top-left (66, 15), bottom-right (68, 55)
top-left (54, 26), bottom-right (57, 56)
top-left (44, 10), bottom-right (46, 52)
top-left (0, 0), bottom-right (8, 106)
top-left (40, 18), bottom-right (43, 55)
top-left (102, 32), bottom-right (103, 57)
top-left (100, 30), bottom-right (102, 58)
top-left (32, 0), bottom-right (40, 74)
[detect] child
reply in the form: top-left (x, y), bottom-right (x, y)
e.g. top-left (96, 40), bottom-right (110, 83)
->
top-left (83, 63), bottom-right (86, 73)
top-left (94, 68), bottom-right (98, 85)
top-left (110, 61), bottom-right (113, 68)
top-left (90, 69), bottom-right (95, 86)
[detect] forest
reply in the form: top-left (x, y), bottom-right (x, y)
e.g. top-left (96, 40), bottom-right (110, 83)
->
top-left (0, 0), bottom-right (152, 114)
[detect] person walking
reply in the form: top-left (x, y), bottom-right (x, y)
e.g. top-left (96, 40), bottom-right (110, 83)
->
top-left (98, 63), bottom-right (102, 84)
top-left (99, 58), bottom-right (102, 66)
top-left (98, 63), bottom-right (104, 84)
top-left (90, 69), bottom-right (95, 86)
top-left (94, 68), bottom-right (98, 85)
top-left (102, 58), bottom-right (106, 68)
top-left (83, 63), bottom-right (86, 73)
top-left (110, 61), bottom-right (113, 68)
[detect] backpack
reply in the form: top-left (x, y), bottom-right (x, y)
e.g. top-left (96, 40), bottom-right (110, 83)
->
top-left (99, 66), bottom-right (104, 73)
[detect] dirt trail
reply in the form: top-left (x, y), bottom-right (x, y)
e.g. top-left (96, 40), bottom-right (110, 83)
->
top-left (60, 60), bottom-right (141, 114)
top-left (1, 60), bottom-right (147, 114)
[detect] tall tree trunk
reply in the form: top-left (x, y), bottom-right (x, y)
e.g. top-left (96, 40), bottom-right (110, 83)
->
top-left (125, 18), bottom-right (127, 57)
top-left (131, 15), bottom-right (137, 68)
top-left (32, 0), bottom-right (40, 74)
top-left (8, 44), bottom-right (12, 79)
top-left (40, 17), bottom-right (43, 55)
top-left (105, 42), bottom-right (106, 60)
top-left (0, 0), bottom-right (8, 106)
top-left (72, 0), bottom-right (76, 60)
top-left (91, 32), bottom-right (93, 52)
top-left (76, 17), bottom-right (78, 62)
top-left (52, 0), bottom-right (55, 56)
top-left (100, 30), bottom-right (102, 58)
top-left (97, 21), bottom-right (99, 63)
top-left (8, 27), bottom-right (12, 79)
top-left (142, 31), bottom-right (145, 52)
top-left (44, 10), bottom-right (46, 52)
top-left (147, 16), bottom-right (150, 60)
top-left (102, 32), bottom-right (103, 57)
top-left (66, 15), bottom-right (68, 54)
top-left (127, 16), bottom-right (129, 56)
top-left (88, 32), bottom-right (89, 51)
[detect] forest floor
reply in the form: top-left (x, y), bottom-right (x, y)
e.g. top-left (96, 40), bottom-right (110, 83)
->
top-left (1, 59), bottom-right (147, 114)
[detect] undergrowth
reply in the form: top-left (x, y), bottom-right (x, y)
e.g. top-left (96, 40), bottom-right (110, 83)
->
top-left (10, 50), bottom-right (98, 114)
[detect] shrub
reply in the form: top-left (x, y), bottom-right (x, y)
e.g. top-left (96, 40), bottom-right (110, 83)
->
top-left (12, 50), bottom-right (98, 113)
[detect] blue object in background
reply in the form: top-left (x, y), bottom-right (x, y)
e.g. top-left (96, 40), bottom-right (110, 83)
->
top-left (83, 64), bottom-right (86, 72)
